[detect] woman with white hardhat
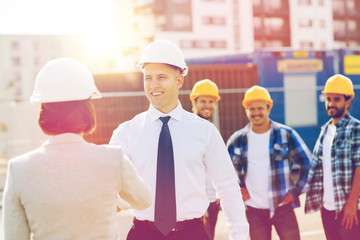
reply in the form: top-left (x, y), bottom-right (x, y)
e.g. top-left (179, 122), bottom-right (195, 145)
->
top-left (2, 58), bottom-right (151, 240)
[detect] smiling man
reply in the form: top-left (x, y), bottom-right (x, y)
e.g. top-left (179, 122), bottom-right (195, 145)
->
top-left (305, 74), bottom-right (360, 240)
top-left (190, 79), bottom-right (221, 240)
top-left (110, 40), bottom-right (248, 240)
top-left (227, 85), bottom-right (311, 240)
top-left (190, 79), bottom-right (220, 121)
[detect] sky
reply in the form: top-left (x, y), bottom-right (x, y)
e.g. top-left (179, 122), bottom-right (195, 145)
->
top-left (0, 0), bottom-right (116, 35)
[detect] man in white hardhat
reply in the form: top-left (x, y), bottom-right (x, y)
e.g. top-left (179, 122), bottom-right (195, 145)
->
top-left (305, 74), bottom-right (360, 240)
top-left (190, 79), bottom-right (221, 240)
top-left (110, 40), bottom-right (249, 240)
top-left (3, 58), bottom-right (151, 240)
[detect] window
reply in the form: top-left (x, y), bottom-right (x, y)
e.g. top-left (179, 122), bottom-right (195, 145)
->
top-left (347, 20), bottom-right (358, 32)
top-left (346, 0), bottom-right (356, 10)
top-left (135, 0), bottom-right (155, 5)
top-left (254, 40), bottom-right (263, 48)
top-left (172, 0), bottom-right (190, 3)
top-left (179, 40), bottom-right (194, 48)
top-left (299, 18), bottom-right (313, 28)
top-left (211, 40), bottom-right (227, 48)
top-left (300, 41), bottom-right (313, 48)
top-left (11, 41), bottom-right (19, 50)
top-left (333, 0), bottom-right (345, 14)
top-left (298, 0), bottom-right (311, 5)
top-left (156, 15), bottom-right (166, 25)
top-left (171, 14), bottom-right (191, 30)
top-left (334, 40), bottom-right (347, 48)
top-left (34, 57), bottom-right (40, 66)
top-left (12, 56), bottom-right (21, 66)
top-left (334, 20), bottom-right (346, 36)
top-left (265, 40), bottom-right (283, 47)
top-left (202, 16), bottom-right (226, 25)
top-left (265, 0), bottom-right (282, 10)
top-left (195, 40), bottom-right (211, 48)
top-left (33, 41), bottom-right (39, 51)
top-left (252, 0), bottom-right (262, 7)
top-left (348, 41), bottom-right (360, 47)
top-left (264, 17), bottom-right (284, 32)
top-left (319, 19), bottom-right (326, 28)
top-left (253, 17), bottom-right (262, 30)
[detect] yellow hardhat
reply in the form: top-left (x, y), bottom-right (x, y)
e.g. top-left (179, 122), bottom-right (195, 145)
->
top-left (189, 79), bottom-right (221, 102)
top-left (322, 74), bottom-right (355, 99)
top-left (242, 85), bottom-right (273, 109)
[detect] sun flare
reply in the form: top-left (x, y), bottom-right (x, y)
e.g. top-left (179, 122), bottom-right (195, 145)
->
top-left (81, 0), bottom-right (117, 55)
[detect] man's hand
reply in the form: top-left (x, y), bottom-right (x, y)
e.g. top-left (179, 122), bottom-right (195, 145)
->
top-left (279, 191), bottom-right (294, 206)
top-left (341, 167), bottom-right (360, 229)
top-left (342, 200), bottom-right (358, 229)
top-left (241, 187), bottom-right (250, 202)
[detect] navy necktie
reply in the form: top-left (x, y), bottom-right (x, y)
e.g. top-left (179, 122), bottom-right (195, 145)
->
top-left (154, 116), bottom-right (176, 236)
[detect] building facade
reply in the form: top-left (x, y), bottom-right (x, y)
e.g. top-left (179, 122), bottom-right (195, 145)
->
top-left (133, 0), bottom-right (360, 54)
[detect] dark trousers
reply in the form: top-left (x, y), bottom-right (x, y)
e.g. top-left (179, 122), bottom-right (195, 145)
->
top-left (126, 218), bottom-right (209, 240)
top-left (204, 201), bottom-right (220, 240)
top-left (321, 207), bottom-right (360, 240)
top-left (246, 204), bottom-right (300, 240)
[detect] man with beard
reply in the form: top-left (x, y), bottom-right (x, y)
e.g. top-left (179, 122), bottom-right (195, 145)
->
top-left (190, 79), bottom-right (221, 240)
top-left (227, 85), bottom-right (311, 240)
top-left (305, 74), bottom-right (360, 240)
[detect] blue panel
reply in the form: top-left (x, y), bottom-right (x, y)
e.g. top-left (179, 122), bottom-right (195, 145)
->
top-left (269, 92), bottom-right (285, 124)
top-left (186, 53), bottom-right (253, 65)
top-left (337, 49), bottom-right (360, 120)
top-left (293, 126), bottom-right (322, 151)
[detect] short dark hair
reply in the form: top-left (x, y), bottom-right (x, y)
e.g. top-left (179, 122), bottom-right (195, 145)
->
top-left (38, 99), bottom-right (96, 136)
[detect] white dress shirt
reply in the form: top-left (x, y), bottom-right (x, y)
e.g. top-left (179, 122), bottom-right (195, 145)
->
top-left (205, 175), bottom-right (217, 202)
top-left (110, 102), bottom-right (249, 240)
top-left (3, 133), bottom-right (151, 240)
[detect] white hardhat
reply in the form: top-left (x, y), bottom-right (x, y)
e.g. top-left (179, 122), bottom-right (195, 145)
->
top-left (30, 58), bottom-right (101, 103)
top-left (138, 39), bottom-right (188, 76)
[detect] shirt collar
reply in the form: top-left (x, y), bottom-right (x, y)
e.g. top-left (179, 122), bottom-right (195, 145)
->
top-left (42, 133), bottom-right (85, 146)
top-left (244, 119), bottom-right (275, 134)
top-left (148, 100), bottom-right (184, 122)
top-left (321, 112), bottom-right (351, 131)
top-left (335, 112), bottom-right (351, 128)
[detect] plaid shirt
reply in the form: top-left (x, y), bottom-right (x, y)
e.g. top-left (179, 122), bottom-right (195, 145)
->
top-left (305, 113), bottom-right (360, 216)
top-left (227, 121), bottom-right (311, 216)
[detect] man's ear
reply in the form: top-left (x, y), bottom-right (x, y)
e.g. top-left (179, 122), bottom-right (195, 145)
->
top-left (177, 74), bottom-right (184, 89)
top-left (345, 98), bottom-right (352, 110)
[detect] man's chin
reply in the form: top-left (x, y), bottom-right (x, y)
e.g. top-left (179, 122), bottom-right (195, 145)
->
top-left (198, 113), bottom-right (212, 121)
top-left (327, 111), bottom-right (337, 118)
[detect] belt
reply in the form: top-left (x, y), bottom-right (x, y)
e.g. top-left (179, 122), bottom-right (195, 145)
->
top-left (133, 217), bottom-right (203, 232)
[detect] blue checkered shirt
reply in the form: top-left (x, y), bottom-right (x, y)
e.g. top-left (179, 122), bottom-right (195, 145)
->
top-left (227, 121), bottom-right (311, 217)
top-left (305, 113), bottom-right (360, 216)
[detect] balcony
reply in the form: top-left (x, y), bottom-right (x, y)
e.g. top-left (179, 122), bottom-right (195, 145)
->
top-left (254, 28), bottom-right (290, 40)
top-left (253, 1), bottom-right (289, 17)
